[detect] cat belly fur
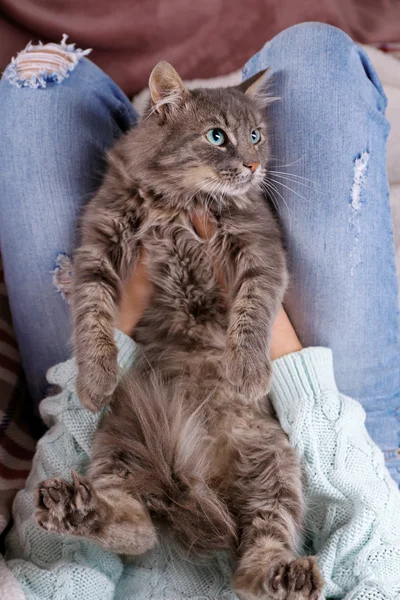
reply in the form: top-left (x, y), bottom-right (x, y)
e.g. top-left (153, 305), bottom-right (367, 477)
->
top-left (89, 349), bottom-right (300, 554)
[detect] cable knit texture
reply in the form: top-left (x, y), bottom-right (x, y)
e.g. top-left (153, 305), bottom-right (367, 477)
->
top-left (4, 333), bottom-right (400, 599)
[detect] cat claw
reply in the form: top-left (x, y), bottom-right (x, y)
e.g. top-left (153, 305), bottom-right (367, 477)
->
top-left (35, 473), bottom-right (98, 534)
top-left (265, 557), bottom-right (324, 600)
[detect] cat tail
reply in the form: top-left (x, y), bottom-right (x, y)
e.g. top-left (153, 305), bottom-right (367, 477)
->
top-left (106, 369), bottom-right (237, 553)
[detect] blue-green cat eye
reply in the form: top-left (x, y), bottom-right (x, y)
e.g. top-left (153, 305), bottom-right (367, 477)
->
top-left (251, 129), bottom-right (261, 144)
top-left (206, 128), bottom-right (226, 146)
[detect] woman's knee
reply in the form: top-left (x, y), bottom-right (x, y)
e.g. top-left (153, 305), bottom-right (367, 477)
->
top-left (244, 22), bottom-right (386, 112)
top-left (252, 22), bottom-right (356, 73)
top-left (0, 37), bottom-right (136, 152)
top-left (0, 38), bottom-right (98, 122)
top-left (2, 34), bottom-right (92, 90)
top-left (0, 52), bottom-right (95, 152)
top-left (269, 22), bottom-right (355, 58)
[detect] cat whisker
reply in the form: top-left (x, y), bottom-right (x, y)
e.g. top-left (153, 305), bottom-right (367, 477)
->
top-left (268, 171), bottom-right (326, 196)
top-left (203, 179), bottom-right (220, 227)
top-left (268, 171), bottom-right (318, 186)
top-left (184, 176), bottom-right (218, 210)
top-left (212, 181), bottom-right (227, 217)
top-left (267, 177), bottom-right (313, 205)
top-left (210, 178), bottom-right (228, 209)
top-left (259, 179), bottom-right (278, 208)
top-left (267, 156), bottom-right (305, 169)
top-left (262, 184), bottom-right (279, 214)
top-left (269, 174), bottom-right (319, 196)
top-left (259, 180), bottom-right (292, 235)
top-left (218, 180), bottom-right (232, 217)
top-left (259, 178), bottom-right (279, 205)
top-left (268, 176), bottom-right (315, 194)
top-left (264, 182), bottom-right (293, 233)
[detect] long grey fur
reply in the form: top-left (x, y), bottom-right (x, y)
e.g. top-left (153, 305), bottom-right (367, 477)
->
top-left (36, 62), bottom-right (323, 600)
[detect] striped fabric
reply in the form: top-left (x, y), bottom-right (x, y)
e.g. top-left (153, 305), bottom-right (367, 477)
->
top-left (0, 258), bottom-right (41, 536)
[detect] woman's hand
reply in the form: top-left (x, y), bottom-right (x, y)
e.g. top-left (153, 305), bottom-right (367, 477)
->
top-left (117, 249), bottom-right (154, 335)
top-left (117, 214), bottom-right (303, 361)
top-left (190, 213), bottom-right (302, 359)
top-left (270, 306), bottom-right (302, 360)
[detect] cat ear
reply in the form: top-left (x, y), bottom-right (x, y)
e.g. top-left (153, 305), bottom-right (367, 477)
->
top-left (238, 68), bottom-right (270, 98)
top-left (149, 62), bottom-right (188, 116)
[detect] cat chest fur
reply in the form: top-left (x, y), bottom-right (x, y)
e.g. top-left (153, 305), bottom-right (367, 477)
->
top-left (134, 205), bottom-right (230, 348)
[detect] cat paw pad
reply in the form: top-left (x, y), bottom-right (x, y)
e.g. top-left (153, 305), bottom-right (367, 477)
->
top-left (265, 557), bottom-right (324, 599)
top-left (36, 471), bottom-right (97, 534)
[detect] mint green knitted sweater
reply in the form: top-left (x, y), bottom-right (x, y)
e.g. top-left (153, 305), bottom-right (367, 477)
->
top-left (4, 331), bottom-right (400, 600)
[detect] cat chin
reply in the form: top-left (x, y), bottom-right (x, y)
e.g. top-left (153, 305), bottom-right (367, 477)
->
top-left (227, 188), bottom-right (251, 198)
top-left (224, 181), bottom-right (260, 197)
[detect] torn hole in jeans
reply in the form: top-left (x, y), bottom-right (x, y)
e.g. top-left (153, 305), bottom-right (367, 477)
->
top-left (52, 254), bottom-right (73, 302)
top-left (349, 151), bottom-right (370, 276)
top-left (3, 34), bottom-right (91, 89)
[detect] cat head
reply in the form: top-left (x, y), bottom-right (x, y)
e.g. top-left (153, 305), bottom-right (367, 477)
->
top-left (133, 62), bottom-right (272, 204)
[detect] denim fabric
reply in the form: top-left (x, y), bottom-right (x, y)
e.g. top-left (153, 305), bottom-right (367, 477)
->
top-left (243, 23), bottom-right (400, 483)
top-left (0, 22), bottom-right (399, 483)
top-left (0, 58), bottom-right (137, 407)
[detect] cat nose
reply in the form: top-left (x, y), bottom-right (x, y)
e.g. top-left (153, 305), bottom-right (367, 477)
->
top-left (244, 162), bottom-right (260, 173)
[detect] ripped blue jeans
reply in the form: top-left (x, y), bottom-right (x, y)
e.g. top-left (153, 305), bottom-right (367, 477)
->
top-left (0, 23), bottom-right (399, 483)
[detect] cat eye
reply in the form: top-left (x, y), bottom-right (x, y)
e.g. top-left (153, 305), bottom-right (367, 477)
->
top-left (251, 129), bottom-right (261, 144)
top-left (206, 128), bottom-right (226, 146)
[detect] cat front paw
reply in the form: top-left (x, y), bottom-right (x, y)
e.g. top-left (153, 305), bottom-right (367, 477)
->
top-left (76, 346), bottom-right (119, 412)
top-left (225, 345), bottom-right (271, 400)
top-left (36, 471), bottom-right (99, 535)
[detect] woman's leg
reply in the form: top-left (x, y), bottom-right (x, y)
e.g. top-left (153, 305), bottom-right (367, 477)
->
top-left (244, 22), bottom-right (400, 483)
top-left (0, 40), bottom-right (137, 407)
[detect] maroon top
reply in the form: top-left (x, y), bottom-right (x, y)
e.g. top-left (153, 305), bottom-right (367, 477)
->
top-left (1, 0), bottom-right (399, 97)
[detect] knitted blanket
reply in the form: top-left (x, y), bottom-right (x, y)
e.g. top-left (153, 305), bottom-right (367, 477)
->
top-left (2, 335), bottom-right (400, 600)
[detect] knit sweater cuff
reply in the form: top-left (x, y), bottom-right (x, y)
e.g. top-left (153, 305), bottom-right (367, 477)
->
top-left (270, 347), bottom-right (337, 417)
top-left (45, 329), bottom-right (137, 394)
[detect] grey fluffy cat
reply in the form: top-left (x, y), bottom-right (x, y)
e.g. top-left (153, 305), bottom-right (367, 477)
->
top-left (36, 63), bottom-right (323, 600)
